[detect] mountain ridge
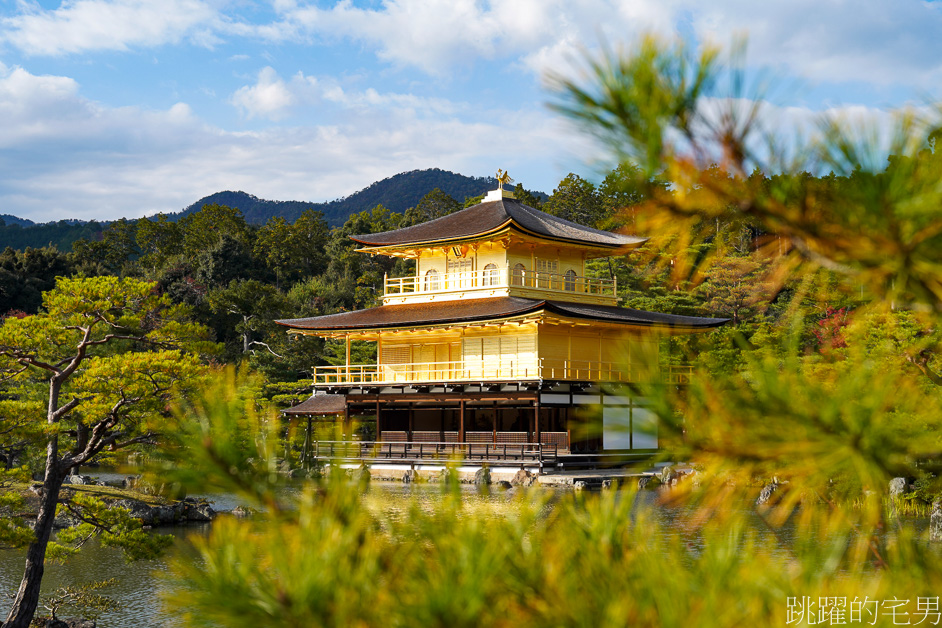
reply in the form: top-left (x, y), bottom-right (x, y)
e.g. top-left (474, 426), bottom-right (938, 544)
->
top-left (0, 168), bottom-right (546, 250)
top-left (170, 168), bottom-right (504, 226)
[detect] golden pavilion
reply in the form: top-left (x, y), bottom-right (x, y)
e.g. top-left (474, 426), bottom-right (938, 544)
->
top-left (277, 178), bottom-right (725, 464)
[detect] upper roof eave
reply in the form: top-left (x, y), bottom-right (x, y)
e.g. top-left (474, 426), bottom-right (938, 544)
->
top-left (352, 221), bottom-right (647, 255)
top-left (349, 197), bottom-right (645, 250)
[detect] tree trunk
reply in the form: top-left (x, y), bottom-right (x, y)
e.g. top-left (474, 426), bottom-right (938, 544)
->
top-left (4, 440), bottom-right (64, 627)
top-left (71, 422), bottom-right (89, 476)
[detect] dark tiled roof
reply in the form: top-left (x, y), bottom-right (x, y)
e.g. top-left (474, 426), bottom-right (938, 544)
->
top-left (544, 301), bottom-right (728, 329)
top-left (350, 198), bottom-right (645, 248)
top-left (276, 296), bottom-right (728, 331)
top-left (282, 394), bottom-right (346, 416)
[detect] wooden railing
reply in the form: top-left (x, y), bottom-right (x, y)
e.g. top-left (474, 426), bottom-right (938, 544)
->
top-left (384, 268), bottom-right (615, 298)
top-left (315, 359), bottom-right (542, 385)
top-left (382, 431), bottom-right (569, 448)
top-left (312, 440), bottom-right (558, 465)
top-left (314, 359), bottom-right (695, 386)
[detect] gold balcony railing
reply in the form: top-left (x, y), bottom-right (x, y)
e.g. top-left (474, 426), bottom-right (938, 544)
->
top-left (313, 359), bottom-right (694, 386)
top-left (384, 268), bottom-right (616, 298)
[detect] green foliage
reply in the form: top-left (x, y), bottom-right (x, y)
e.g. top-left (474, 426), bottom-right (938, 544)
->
top-left (0, 246), bottom-right (75, 314)
top-left (158, 356), bottom-right (942, 627)
top-left (542, 172), bottom-right (604, 227)
top-left (552, 36), bottom-right (942, 314)
top-left (0, 275), bottom-right (213, 625)
top-left (51, 494), bottom-right (172, 563)
top-left (401, 188), bottom-right (461, 227)
top-left (154, 367), bottom-right (290, 510)
top-left (0, 220), bottom-right (103, 253)
top-left (41, 578), bottom-right (119, 621)
top-left (512, 183), bottom-right (543, 208)
top-left (72, 218), bottom-right (140, 277)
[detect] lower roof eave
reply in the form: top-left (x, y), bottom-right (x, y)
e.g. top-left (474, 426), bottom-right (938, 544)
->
top-left (278, 300), bottom-right (729, 337)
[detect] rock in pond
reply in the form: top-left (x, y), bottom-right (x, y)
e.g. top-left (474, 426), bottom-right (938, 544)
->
top-left (756, 482), bottom-right (779, 506)
top-left (473, 467), bottom-right (491, 486)
top-left (510, 469), bottom-right (536, 488)
top-left (351, 465), bottom-right (371, 485)
top-left (231, 505), bottom-right (256, 517)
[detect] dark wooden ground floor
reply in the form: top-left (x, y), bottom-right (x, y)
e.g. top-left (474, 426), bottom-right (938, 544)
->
top-left (346, 391), bottom-right (601, 453)
top-left (290, 383), bottom-right (661, 465)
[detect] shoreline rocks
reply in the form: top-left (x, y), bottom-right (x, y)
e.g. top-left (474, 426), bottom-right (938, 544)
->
top-left (510, 469), bottom-right (536, 488)
top-left (107, 497), bottom-right (216, 527)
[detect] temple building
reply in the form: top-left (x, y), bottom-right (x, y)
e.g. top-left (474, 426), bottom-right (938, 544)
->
top-left (277, 178), bottom-right (726, 465)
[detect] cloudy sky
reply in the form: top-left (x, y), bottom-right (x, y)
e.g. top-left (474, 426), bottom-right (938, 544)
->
top-left (1, 0), bottom-right (941, 222)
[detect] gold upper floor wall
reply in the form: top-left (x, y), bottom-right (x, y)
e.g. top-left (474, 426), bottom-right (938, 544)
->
top-left (382, 235), bottom-right (618, 306)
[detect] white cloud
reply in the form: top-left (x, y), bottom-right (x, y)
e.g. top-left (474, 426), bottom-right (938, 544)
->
top-left (1, 0), bottom-right (221, 55)
top-left (229, 66), bottom-right (459, 120)
top-left (0, 64), bottom-right (562, 222)
top-left (246, 0), bottom-right (942, 91)
top-left (0, 63), bottom-right (914, 225)
top-left (231, 67), bottom-right (304, 120)
top-left (689, 0), bottom-right (942, 88)
top-left (7, 0), bottom-right (942, 92)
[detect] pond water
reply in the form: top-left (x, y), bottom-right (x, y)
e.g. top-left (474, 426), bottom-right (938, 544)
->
top-left (0, 480), bottom-right (931, 627)
top-left (0, 481), bottom-right (565, 627)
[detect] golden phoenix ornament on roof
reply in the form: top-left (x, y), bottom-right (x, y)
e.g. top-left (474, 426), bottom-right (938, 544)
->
top-left (496, 169), bottom-right (514, 190)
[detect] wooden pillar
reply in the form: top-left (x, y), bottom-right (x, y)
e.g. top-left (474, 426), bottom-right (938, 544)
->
top-left (301, 416), bottom-right (312, 469)
top-left (408, 403), bottom-right (414, 442)
top-left (534, 399), bottom-right (541, 446)
top-left (375, 399), bottom-right (381, 442)
top-left (459, 400), bottom-right (465, 442)
top-left (345, 334), bottom-right (351, 382)
top-left (343, 403), bottom-right (349, 442)
top-left (492, 407), bottom-right (497, 444)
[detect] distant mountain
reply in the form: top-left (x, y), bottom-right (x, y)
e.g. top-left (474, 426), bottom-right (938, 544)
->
top-left (0, 168), bottom-right (546, 252)
top-left (0, 219), bottom-right (102, 252)
top-left (0, 214), bottom-right (35, 227)
top-left (173, 168), bottom-right (504, 226)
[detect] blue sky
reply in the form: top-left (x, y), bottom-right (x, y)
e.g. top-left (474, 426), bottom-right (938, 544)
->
top-left (1, 0), bottom-right (942, 222)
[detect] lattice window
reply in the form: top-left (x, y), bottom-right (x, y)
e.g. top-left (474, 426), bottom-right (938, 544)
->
top-left (564, 269), bottom-right (577, 291)
top-left (512, 263), bottom-right (526, 286)
top-left (447, 258), bottom-right (472, 288)
top-left (483, 263), bottom-right (499, 286)
top-left (424, 269), bottom-right (440, 291)
top-left (383, 345), bottom-right (411, 364)
top-left (446, 258), bottom-right (472, 272)
top-left (536, 258), bottom-right (557, 288)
